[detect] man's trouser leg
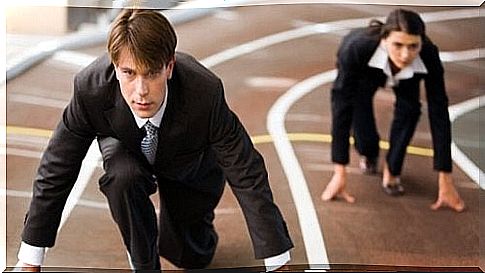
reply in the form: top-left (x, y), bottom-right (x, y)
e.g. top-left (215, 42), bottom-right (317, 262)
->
top-left (98, 137), bottom-right (160, 270)
top-left (158, 168), bottom-right (224, 269)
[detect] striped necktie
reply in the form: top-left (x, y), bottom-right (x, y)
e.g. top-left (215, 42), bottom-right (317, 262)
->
top-left (141, 121), bottom-right (158, 165)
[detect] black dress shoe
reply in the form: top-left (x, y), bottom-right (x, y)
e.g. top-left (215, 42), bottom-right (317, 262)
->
top-left (382, 179), bottom-right (404, 196)
top-left (359, 156), bottom-right (378, 175)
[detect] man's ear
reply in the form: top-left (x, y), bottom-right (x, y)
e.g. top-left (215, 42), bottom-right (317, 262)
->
top-left (114, 64), bottom-right (120, 80)
top-left (167, 56), bottom-right (176, 80)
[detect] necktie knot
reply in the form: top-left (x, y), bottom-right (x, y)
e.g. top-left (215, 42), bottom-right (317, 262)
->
top-left (141, 121), bottom-right (158, 165)
top-left (143, 121), bottom-right (157, 137)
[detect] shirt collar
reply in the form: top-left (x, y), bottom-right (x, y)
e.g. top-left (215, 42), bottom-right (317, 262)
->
top-left (368, 42), bottom-right (428, 86)
top-left (131, 85), bottom-right (168, 128)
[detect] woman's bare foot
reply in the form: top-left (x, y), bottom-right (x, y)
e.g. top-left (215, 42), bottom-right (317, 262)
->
top-left (430, 172), bottom-right (465, 212)
top-left (321, 165), bottom-right (355, 203)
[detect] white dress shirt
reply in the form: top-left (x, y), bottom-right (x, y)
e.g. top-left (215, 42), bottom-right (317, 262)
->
top-left (17, 85), bottom-right (289, 270)
top-left (368, 41), bottom-right (428, 87)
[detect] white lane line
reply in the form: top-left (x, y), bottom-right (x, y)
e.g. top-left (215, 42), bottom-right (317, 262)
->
top-left (2, 188), bottom-right (109, 210)
top-left (449, 95), bottom-right (483, 121)
top-left (58, 140), bottom-right (102, 230)
top-left (212, 10), bottom-right (241, 21)
top-left (4, 144), bottom-right (104, 167)
top-left (51, 51), bottom-right (97, 68)
top-left (4, 148), bottom-right (43, 159)
top-left (8, 93), bottom-right (68, 109)
top-left (440, 48), bottom-right (484, 62)
top-left (5, 135), bottom-right (106, 168)
top-left (201, 9), bottom-right (482, 68)
top-left (268, 70), bottom-right (336, 268)
top-left (245, 76), bottom-right (297, 88)
top-left (1, 189), bottom-right (240, 215)
top-left (448, 96), bottom-right (485, 189)
top-left (1, 189), bottom-right (32, 199)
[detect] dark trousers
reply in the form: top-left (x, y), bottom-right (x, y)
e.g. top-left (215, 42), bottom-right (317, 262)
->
top-left (97, 137), bottom-right (222, 270)
top-left (332, 85), bottom-right (421, 176)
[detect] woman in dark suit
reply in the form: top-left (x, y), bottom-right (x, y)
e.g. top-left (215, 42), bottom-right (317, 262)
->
top-left (321, 9), bottom-right (465, 212)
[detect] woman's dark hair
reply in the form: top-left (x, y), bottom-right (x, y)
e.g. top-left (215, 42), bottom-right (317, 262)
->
top-left (367, 9), bottom-right (426, 39)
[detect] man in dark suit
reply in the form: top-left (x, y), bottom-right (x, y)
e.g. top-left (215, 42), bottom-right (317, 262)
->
top-left (17, 9), bottom-right (293, 271)
top-left (321, 9), bottom-right (465, 212)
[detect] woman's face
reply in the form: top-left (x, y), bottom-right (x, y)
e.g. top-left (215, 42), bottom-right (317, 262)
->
top-left (382, 31), bottom-right (422, 70)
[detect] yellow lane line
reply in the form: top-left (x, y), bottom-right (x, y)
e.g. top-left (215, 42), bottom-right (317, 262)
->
top-left (6, 125), bottom-right (434, 157)
top-left (6, 126), bottom-right (52, 138)
top-left (252, 133), bottom-right (433, 157)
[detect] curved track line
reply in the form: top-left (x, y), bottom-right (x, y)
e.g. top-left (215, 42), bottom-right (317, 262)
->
top-left (267, 71), bottom-right (336, 268)
top-left (448, 96), bottom-right (485, 189)
top-left (201, 9), bottom-right (481, 67)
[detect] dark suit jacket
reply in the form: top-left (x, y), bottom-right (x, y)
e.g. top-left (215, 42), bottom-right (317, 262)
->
top-left (331, 28), bottom-right (452, 171)
top-left (21, 52), bottom-right (293, 259)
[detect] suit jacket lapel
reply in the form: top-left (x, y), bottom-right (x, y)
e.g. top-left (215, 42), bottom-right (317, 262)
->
top-left (154, 76), bottom-right (188, 168)
top-left (104, 84), bottom-right (145, 158)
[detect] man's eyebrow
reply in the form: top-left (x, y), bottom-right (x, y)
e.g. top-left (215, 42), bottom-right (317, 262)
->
top-left (147, 68), bottom-right (163, 73)
top-left (118, 66), bottom-right (134, 71)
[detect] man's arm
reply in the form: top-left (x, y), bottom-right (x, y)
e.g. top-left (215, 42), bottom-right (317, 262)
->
top-left (21, 121), bottom-right (94, 246)
top-left (208, 80), bottom-right (293, 259)
top-left (20, 80), bottom-right (96, 256)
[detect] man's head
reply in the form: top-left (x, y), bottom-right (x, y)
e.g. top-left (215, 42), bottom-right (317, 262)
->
top-left (108, 9), bottom-right (177, 72)
top-left (107, 9), bottom-right (177, 118)
top-left (380, 9), bottom-right (425, 70)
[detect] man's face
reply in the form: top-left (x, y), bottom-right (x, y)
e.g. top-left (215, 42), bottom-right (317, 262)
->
top-left (383, 31), bottom-right (422, 70)
top-left (115, 48), bottom-right (175, 118)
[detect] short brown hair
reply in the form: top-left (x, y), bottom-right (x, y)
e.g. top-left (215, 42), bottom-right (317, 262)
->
top-left (107, 9), bottom-right (177, 71)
